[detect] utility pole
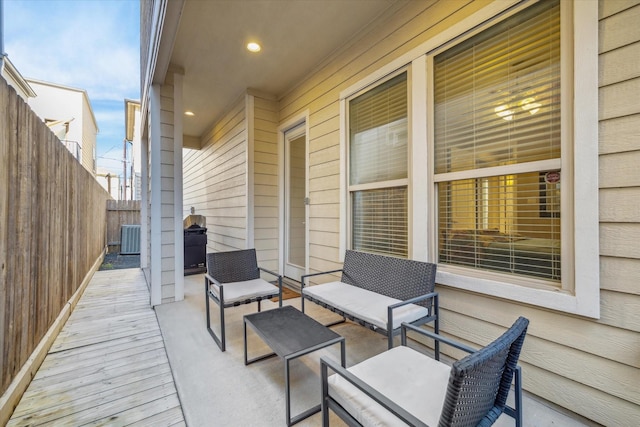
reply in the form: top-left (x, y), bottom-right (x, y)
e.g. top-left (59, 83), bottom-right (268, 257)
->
top-left (123, 138), bottom-right (127, 200)
top-left (1, 0), bottom-right (5, 67)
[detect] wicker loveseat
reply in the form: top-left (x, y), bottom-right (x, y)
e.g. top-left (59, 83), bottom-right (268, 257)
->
top-left (300, 250), bottom-right (438, 349)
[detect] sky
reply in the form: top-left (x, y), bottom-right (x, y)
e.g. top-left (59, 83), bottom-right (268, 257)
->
top-left (3, 0), bottom-right (140, 175)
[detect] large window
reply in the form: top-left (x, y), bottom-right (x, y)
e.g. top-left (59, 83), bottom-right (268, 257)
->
top-left (348, 72), bottom-right (408, 257)
top-left (340, 0), bottom-right (598, 316)
top-left (433, 0), bottom-right (563, 286)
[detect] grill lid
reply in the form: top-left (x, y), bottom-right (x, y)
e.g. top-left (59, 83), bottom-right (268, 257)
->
top-left (183, 214), bottom-right (206, 229)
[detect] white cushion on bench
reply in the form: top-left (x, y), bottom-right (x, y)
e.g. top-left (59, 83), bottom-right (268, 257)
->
top-left (210, 278), bottom-right (278, 304)
top-left (303, 281), bottom-right (430, 330)
top-left (328, 346), bottom-right (450, 427)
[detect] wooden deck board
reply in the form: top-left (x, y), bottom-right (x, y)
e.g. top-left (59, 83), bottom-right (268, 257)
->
top-left (7, 269), bottom-right (185, 426)
top-left (39, 334), bottom-right (164, 367)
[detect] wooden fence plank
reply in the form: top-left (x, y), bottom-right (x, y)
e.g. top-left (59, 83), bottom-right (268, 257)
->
top-left (5, 87), bottom-right (18, 390)
top-left (106, 200), bottom-right (140, 253)
top-left (15, 94), bottom-right (29, 380)
top-left (0, 77), bottom-right (111, 403)
top-left (0, 75), bottom-right (10, 392)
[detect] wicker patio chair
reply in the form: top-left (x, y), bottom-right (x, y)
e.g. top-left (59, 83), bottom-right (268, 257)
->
top-left (321, 316), bottom-right (529, 427)
top-left (205, 249), bottom-right (282, 351)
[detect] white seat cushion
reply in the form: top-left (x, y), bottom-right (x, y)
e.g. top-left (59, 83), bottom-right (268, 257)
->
top-left (302, 281), bottom-right (430, 330)
top-left (210, 278), bottom-right (279, 304)
top-left (328, 346), bottom-right (451, 427)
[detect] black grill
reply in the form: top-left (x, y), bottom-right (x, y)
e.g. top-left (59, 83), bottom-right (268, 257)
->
top-left (184, 224), bottom-right (207, 275)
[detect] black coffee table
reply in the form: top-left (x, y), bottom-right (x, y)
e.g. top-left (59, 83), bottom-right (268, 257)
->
top-left (244, 305), bottom-right (345, 426)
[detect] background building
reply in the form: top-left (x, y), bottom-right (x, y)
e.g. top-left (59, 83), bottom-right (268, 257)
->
top-left (26, 79), bottom-right (98, 175)
top-left (0, 55), bottom-right (35, 101)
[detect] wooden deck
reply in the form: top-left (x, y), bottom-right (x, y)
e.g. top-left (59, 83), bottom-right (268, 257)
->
top-left (7, 268), bottom-right (185, 426)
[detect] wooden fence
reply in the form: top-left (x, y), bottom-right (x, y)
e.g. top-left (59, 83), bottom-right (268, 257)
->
top-left (106, 200), bottom-right (141, 253)
top-left (0, 78), bottom-right (111, 400)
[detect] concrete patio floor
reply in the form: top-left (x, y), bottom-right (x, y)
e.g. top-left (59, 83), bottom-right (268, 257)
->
top-left (157, 273), bottom-right (598, 427)
top-left (8, 267), bottom-right (599, 426)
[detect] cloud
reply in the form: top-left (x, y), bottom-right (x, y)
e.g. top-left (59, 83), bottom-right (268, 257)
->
top-left (5, 0), bottom-right (140, 101)
top-left (4, 0), bottom-right (141, 174)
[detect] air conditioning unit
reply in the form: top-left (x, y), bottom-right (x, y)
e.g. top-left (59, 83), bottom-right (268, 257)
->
top-left (120, 224), bottom-right (141, 255)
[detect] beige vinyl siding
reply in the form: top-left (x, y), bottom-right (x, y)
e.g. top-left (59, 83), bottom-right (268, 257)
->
top-left (183, 96), bottom-right (248, 253)
top-left (159, 80), bottom-right (176, 303)
top-left (274, 0), bottom-right (640, 424)
top-left (252, 94), bottom-right (279, 271)
top-left (279, 0), bottom-right (485, 274)
top-left (598, 0), bottom-right (640, 315)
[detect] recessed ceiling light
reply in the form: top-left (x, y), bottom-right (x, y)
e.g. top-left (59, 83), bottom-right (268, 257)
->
top-left (247, 42), bottom-right (261, 53)
top-left (184, 111), bottom-right (195, 116)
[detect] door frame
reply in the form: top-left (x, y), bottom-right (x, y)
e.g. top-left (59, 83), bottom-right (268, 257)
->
top-left (278, 111), bottom-right (310, 281)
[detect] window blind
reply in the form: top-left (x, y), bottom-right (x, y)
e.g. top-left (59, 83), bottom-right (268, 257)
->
top-left (434, 0), bottom-right (561, 174)
top-left (349, 72), bottom-right (408, 258)
top-left (350, 73), bottom-right (408, 185)
top-left (433, 0), bottom-right (562, 283)
top-left (352, 187), bottom-right (408, 257)
top-left (437, 172), bottom-right (561, 281)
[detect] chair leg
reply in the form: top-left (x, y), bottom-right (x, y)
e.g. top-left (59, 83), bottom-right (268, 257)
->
top-left (205, 278), bottom-right (210, 331)
top-left (514, 365), bottom-right (523, 427)
top-left (205, 281), bottom-right (226, 352)
top-left (219, 300), bottom-right (226, 352)
top-left (434, 294), bottom-right (440, 360)
top-left (387, 307), bottom-right (394, 349)
top-left (321, 362), bottom-right (330, 427)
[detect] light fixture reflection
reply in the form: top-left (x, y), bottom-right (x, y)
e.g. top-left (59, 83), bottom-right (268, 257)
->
top-left (519, 97), bottom-right (541, 115)
top-left (494, 104), bottom-right (514, 121)
top-left (185, 111), bottom-right (195, 116)
top-left (494, 96), bottom-right (541, 121)
top-left (247, 42), bottom-right (261, 52)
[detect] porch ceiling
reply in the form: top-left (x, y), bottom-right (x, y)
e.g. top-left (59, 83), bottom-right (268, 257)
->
top-left (171, 0), bottom-right (405, 138)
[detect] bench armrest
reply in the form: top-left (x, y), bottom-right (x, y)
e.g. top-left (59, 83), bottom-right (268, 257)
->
top-left (320, 356), bottom-right (428, 427)
top-left (205, 272), bottom-right (222, 288)
top-left (300, 269), bottom-right (343, 289)
top-left (401, 322), bottom-right (476, 356)
top-left (388, 291), bottom-right (438, 310)
top-left (204, 272), bottom-right (224, 303)
top-left (258, 266), bottom-right (282, 281)
top-left (386, 292), bottom-right (439, 351)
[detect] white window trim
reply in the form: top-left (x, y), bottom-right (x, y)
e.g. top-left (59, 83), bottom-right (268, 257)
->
top-left (342, 68), bottom-right (412, 259)
top-left (339, 0), bottom-right (599, 317)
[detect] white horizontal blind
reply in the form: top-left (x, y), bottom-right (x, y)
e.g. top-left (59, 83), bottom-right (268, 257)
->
top-left (350, 73), bottom-right (407, 185)
top-left (433, 0), bottom-right (562, 283)
top-left (434, 0), bottom-right (561, 173)
top-left (352, 187), bottom-right (408, 257)
top-left (349, 72), bottom-right (408, 257)
top-left (437, 172), bottom-right (561, 281)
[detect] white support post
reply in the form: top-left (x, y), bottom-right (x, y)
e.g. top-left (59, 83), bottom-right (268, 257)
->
top-left (149, 84), bottom-right (162, 306)
top-left (173, 72), bottom-right (184, 301)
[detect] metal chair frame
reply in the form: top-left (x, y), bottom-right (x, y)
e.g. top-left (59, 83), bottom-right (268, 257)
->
top-left (321, 316), bottom-right (529, 427)
top-left (205, 249), bottom-right (282, 352)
